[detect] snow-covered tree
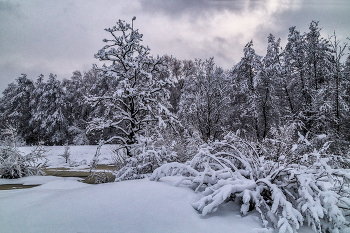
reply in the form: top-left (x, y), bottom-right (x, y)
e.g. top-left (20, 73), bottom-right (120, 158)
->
top-left (87, 18), bottom-right (177, 157)
top-left (28, 75), bottom-right (46, 143)
top-left (31, 74), bottom-right (69, 145)
top-left (164, 56), bottom-right (195, 113)
top-left (0, 74), bottom-right (35, 144)
top-left (0, 126), bottom-right (47, 179)
top-left (305, 21), bottom-right (333, 91)
top-left (257, 34), bottom-right (283, 138)
top-left (283, 26), bottom-right (310, 131)
top-left (282, 22), bottom-right (333, 136)
top-left (328, 32), bottom-right (349, 139)
top-left (304, 21), bottom-right (334, 135)
top-left (62, 71), bottom-right (91, 145)
top-left (179, 58), bottom-right (230, 142)
top-left (230, 40), bottom-right (263, 140)
top-left (59, 143), bottom-right (71, 163)
top-left (343, 47), bottom-right (350, 141)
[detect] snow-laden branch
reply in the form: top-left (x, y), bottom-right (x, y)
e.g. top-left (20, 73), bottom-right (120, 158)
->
top-left (151, 133), bottom-right (350, 233)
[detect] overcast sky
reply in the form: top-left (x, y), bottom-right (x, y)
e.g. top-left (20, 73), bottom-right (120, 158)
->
top-left (0, 0), bottom-right (349, 93)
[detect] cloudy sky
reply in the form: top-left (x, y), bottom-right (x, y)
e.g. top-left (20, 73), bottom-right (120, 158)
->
top-left (0, 0), bottom-right (349, 93)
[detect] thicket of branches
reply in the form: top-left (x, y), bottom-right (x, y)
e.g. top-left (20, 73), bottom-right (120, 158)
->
top-left (151, 131), bottom-right (350, 233)
top-left (0, 126), bottom-right (47, 179)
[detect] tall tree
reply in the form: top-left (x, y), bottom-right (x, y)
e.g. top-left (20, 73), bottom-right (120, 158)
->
top-left (62, 71), bottom-right (91, 145)
top-left (29, 75), bottom-right (45, 143)
top-left (32, 74), bottom-right (68, 145)
top-left (164, 56), bottom-right (195, 113)
top-left (231, 40), bottom-right (262, 140)
top-left (88, 18), bottom-right (176, 156)
top-left (0, 74), bottom-right (35, 144)
top-left (328, 32), bottom-right (349, 137)
top-left (304, 21), bottom-right (334, 134)
top-left (283, 26), bottom-right (310, 131)
top-left (258, 34), bottom-right (282, 138)
top-left (179, 58), bottom-right (229, 142)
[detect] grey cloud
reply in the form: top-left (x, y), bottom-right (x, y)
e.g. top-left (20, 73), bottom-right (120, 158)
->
top-left (139, 0), bottom-right (266, 19)
top-left (260, 0), bottom-right (350, 45)
top-left (0, 0), bottom-right (138, 93)
top-left (245, 0), bottom-right (350, 60)
top-left (184, 35), bottom-right (243, 69)
top-left (0, 0), bottom-right (20, 13)
top-left (1, 0), bottom-right (349, 95)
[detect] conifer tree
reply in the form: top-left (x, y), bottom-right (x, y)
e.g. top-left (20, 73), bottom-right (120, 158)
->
top-left (0, 74), bottom-right (34, 144)
top-left (32, 74), bottom-right (68, 145)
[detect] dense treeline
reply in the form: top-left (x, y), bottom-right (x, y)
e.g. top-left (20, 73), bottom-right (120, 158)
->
top-left (0, 20), bottom-right (349, 152)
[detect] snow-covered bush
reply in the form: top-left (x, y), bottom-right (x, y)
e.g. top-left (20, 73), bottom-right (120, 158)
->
top-left (68, 125), bottom-right (89, 145)
top-left (89, 170), bottom-right (116, 184)
top-left (59, 143), bottom-right (71, 163)
top-left (151, 132), bottom-right (350, 233)
top-left (114, 143), bottom-right (177, 181)
top-left (0, 144), bottom-right (47, 179)
top-left (110, 147), bottom-right (127, 170)
top-left (149, 127), bottom-right (203, 164)
top-left (262, 125), bottom-right (350, 170)
top-left (89, 134), bottom-right (177, 183)
top-left (0, 126), bottom-right (47, 179)
top-left (0, 125), bottom-right (25, 147)
top-left (172, 129), bottom-right (204, 163)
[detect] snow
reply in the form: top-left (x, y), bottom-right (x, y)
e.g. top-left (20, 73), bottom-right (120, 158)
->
top-left (0, 175), bottom-right (77, 185)
top-left (0, 146), bottom-right (317, 232)
top-left (18, 145), bottom-right (116, 168)
top-left (0, 176), bottom-right (318, 233)
top-left (317, 134), bottom-right (327, 139)
top-left (0, 176), bottom-right (266, 233)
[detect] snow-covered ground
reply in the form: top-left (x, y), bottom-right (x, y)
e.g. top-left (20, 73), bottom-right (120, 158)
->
top-left (0, 146), bottom-right (316, 233)
top-left (0, 176), bottom-right (268, 233)
top-left (18, 145), bottom-right (117, 168)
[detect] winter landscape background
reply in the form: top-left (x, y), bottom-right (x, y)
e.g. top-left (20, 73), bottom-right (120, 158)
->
top-left (1, 1), bottom-right (350, 232)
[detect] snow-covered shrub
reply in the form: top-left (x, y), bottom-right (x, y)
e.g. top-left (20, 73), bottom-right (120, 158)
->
top-left (68, 125), bottom-right (89, 145)
top-left (151, 132), bottom-right (350, 233)
top-left (114, 147), bottom-right (176, 181)
top-left (89, 170), bottom-right (116, 184)
top-left (260, 124), bottom-right (299, 162)
top-left (89, 134), bottom-right (177, 183)
top-left (151, 127), bottom-right (203, 164)
top-left (0, 125), bottom-right (25, 147)
top-left (114, 135), bottom-right (178, 181)
top-left (262, 124), bottom-right (350, 169)
top-left (0, 144), bottom-right (47, 179)
top-left (110, 147), bottom-right (127, 169)
top-left (59, 143), bottom-right (71, 163)
top-left (174, 129), bottom-right (204, 163)
top-left (0, 126), bottom-right (47, 179)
